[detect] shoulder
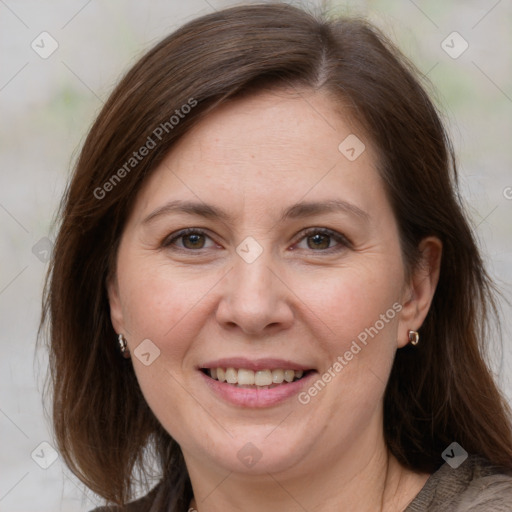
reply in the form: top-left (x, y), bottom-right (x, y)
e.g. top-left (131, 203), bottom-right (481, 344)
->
top-left (407, 455), bottom-right (512, 511)
top-left (451, 459), bottom-right (512, 511)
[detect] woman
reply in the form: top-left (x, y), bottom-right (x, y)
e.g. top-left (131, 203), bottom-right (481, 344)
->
top-left (40, 3), bottom-right (512, 511)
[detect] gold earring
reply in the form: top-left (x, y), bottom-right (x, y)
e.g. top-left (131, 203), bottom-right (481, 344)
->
top-left (408, 330), bottom-right (419, 346)
top-left (118, 334), bottom-right (131, 358)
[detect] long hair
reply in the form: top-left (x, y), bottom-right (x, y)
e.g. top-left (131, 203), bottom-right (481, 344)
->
top-left (39, 3), bottom-right (512, 507)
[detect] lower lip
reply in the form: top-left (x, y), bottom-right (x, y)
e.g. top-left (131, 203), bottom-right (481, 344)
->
top-left (199, 370), bottom-right (318, 408)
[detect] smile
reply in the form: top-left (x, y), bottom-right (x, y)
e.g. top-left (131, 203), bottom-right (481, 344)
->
top-left (201, 367), bottom-right (311, 388)
top-left (199, 364), bottom-right (318, 408)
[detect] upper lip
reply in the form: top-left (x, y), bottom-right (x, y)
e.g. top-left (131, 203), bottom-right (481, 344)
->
top-left (199, 357), bottom-right (315, 372)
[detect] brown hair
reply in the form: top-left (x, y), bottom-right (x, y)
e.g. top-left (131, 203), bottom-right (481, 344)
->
top-left (39, 2), bottom-right (512, 508)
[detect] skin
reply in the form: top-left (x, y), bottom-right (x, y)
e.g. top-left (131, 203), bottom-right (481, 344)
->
top-left (108, 89), bottom-right (442, 511)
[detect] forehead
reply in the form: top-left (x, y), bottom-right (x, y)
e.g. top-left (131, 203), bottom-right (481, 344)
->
top-left (130, 89), bottom-right (383, 222)
top-left (173, 89), bottom-right (369, 169)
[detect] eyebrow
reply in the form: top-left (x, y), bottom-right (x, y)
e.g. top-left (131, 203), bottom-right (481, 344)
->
top-left (142, 198), bottom-right (369, 225)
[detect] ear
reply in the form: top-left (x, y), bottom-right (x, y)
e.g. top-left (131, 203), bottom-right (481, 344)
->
top-left (397, 236), bottom-right (442, 348)
top-left (107, 273), bottom-right (125, 335)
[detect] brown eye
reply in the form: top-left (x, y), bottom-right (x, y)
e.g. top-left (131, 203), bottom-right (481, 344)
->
top-left (307, 233), bottom-right (331, 250)
top-left (294, 228), bottom-right (351, 253)
top-left (182, 233), bottom-right (206, 249)
top-left (163, 229), bottom-right (217, 251)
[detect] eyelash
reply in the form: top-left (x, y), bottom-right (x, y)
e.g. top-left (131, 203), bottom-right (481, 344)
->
top-left (296, 227), bottom-right (352, 252)
top-left (162, 227), bottom-right (351, 254)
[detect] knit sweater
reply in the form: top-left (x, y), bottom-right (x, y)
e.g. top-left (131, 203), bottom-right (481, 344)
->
top-left (404, 455), bottom-right (512, 511)
top-left (92, 455), bottom-right (512, 511)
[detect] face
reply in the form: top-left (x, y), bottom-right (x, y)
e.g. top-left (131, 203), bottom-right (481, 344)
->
top-left (108, 89), bottom-right (428, 478)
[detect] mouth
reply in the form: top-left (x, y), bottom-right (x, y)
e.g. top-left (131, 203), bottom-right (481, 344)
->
top-left (200, 367), bottom-right (314, 389)
top-left (198, 357), bottom-right (318, 407)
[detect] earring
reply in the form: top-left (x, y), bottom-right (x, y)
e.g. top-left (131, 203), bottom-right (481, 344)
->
top-left (118, 334), bottom-right (131, 358)
top-left (408, 330), bottom-right (419, 346)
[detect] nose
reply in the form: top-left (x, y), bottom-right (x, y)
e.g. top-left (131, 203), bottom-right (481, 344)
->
top-left (215, 251), bottom-right (294, 336)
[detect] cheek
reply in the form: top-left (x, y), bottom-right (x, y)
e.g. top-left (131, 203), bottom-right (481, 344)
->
top-left (130, 358), bottom-right (195, 449)
top-left (291, 261), bottom-right (402, 349)
top-left (291, 261), bottom-right (403, 414)
top-left (117, 253), bottom-right (218, 342)
top-left (116, 255), bottom-right (211, 442)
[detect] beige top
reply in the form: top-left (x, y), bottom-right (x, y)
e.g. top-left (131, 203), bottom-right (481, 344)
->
top-left (92, 455), bottom-right (512, 511)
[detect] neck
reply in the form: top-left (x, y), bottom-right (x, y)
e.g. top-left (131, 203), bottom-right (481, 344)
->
top-left (184, 431), bottom-right (429, 512)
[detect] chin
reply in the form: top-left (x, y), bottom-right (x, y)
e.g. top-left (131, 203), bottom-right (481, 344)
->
top-left (191, 426), bottom-right (316, 476)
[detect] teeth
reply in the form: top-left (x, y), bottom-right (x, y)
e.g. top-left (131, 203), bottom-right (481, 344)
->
top-left (272, 369), bottom-right (284, 383)
top-left (284, 369), bottom-right (295, 382)
top-left (238, 368), bottom-right (255, 385)
top-left (206, 367), bottom-right (307, 386)
top-left (255, 370), bottom-right (272, 386)
top-left (225, 367), bottom-right (238, 384)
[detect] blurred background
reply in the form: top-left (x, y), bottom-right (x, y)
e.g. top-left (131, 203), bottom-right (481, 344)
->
top-left (1, 0), bottom-right (511, 510)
